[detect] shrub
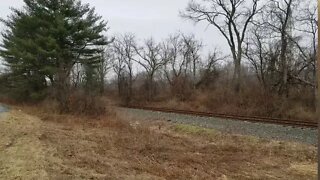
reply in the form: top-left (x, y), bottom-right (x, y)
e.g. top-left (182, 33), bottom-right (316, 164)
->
top-left (68, 90), bottom-right (106, 116)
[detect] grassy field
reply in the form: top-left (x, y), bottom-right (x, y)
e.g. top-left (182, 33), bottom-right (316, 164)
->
top-left (0, 106), bottom-right (317, 179)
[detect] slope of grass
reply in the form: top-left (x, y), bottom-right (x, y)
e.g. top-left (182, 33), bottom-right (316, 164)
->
top-left (0, 105), bottom-right (317, 179)
top-left (0, 111), bottom-right (48, 179)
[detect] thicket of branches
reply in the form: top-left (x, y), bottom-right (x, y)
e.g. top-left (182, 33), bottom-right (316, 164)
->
top-left (108, 0), bottom-right (317, 119)
top-left (0, 0), bottom-right (318, 118)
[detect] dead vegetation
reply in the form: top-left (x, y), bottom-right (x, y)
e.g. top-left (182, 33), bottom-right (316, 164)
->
top-left (7, 104), bottom-right (313, 180)
top-left (146, 86), bottom-right (317, 122)
top-left (0, 0), bottom-right (317, 178)
top-left (0, 111), bottom-right (48, 179)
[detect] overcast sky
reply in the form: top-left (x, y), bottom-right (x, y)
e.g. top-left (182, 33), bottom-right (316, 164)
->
top-left (0, 0), bottom-right (228, 55)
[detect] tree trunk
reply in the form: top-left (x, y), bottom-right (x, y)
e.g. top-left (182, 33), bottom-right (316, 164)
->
top-left (312, 64), bottom-right (316, 110)
top-left (316, 4), bottom-right (320, 177)
top-left (56, 66), bottom-right (70, 113)
top-left (148, 76), bottom-right (153, 101)
top-left (279, 34), bottom-right (289, 97)
top-left (128, 74), bottom-right (133, 101)
top-left (147, 72), bottom-right (155, 101)
top-left (268, 52), bottom-right (277, 91)
top-left (193, 59), bottom-right (196, 89)
top-left (99, 72), bottom-right (105, 94)
top-left (234, 57), bottom-right (241, 93)
top-left (117, 74), bottom-right (121, 96)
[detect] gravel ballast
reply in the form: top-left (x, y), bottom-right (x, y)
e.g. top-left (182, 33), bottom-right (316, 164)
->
top-left (118, 107), bottom-right (317, 145)
top-left (0, 104), bottom-right (8, 113)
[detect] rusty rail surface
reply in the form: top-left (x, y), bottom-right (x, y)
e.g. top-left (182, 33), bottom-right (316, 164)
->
top-left (124, 105), bottom-right (317, 128)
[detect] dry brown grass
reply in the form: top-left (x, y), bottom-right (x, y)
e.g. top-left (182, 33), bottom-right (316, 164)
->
top-left (17, 103), bottom-right (316, 179)
top-left (0, 110), bottom-right (48, 179)
top-left (0, 100), bottom-right (317, 179)
top-left (147, 87), bottom-right (317, 122)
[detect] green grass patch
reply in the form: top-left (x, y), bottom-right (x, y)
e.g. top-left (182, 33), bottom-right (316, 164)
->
top-left (173, 124), bottom-right (218, 136)
top-left (173, 124), bottom-right (263, 145)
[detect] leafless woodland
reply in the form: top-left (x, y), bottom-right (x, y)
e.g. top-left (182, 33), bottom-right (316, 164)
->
top-left (77, 0), bottom-right (318, 120)
top-left (0, 0), bottom-right (318, 120)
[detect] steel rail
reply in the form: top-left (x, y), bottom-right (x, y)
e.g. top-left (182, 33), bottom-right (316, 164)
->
top-left (124, 105), bottom-right (317, 128)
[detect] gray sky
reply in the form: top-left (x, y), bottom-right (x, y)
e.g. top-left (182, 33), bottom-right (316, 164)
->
top-left (0, 0), bottom-right (228, 55)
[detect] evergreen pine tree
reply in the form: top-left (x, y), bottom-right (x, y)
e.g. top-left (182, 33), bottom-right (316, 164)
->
top-left (0, 0), bottom-right (110, 111)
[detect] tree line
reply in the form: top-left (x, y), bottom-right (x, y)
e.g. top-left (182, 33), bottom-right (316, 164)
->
top-left (0, 0), bottom-right (318, 115)
top-left (107, 0), bottom-right (317, 105)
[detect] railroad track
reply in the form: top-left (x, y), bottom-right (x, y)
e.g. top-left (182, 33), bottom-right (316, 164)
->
top-left (124, 106), bottom-right (318, 128)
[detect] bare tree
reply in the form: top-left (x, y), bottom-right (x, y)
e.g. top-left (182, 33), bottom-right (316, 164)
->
top-left (289, 2), bottom-right (317, 88)
top-left (161, 33), bottom-right (193, 99)
top-left (195, 50), bottom-right (225, 89)
top-left (71, 63), bottom-right (84, 88)
top-left (133, 38), bottom-right (166, 100)
top-left (162, 33), bottom-right (201, 85)
top-left (97, 47), bottom-right (113, 94)
top-left (121, 34), bottom-right (136, 102)
top-left (181, 34), bottom-right (202, 88)
top-left (264, 0), bottom-right (295, 96)
top-left (182, 0), bottom-right (260, 92)
top-left (244, 26), bottom-right (270, 89)
top-left (162, 34), bottom-right (185, 86)
top-left (111, 40), bottom-right (126, 96)
top-left (285, 1), bottom-right (317, 106)
top-left (111, 34), bottom-right (137, 102)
